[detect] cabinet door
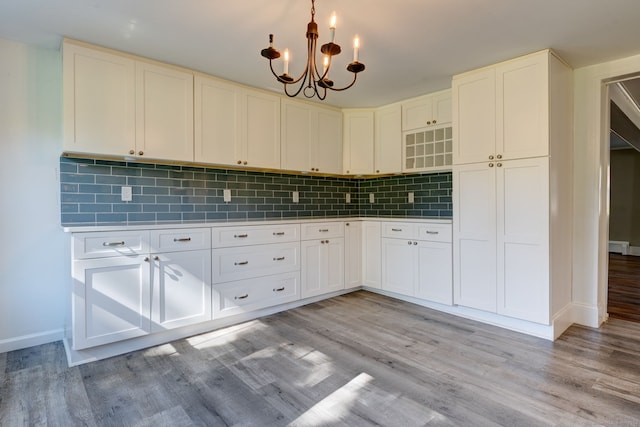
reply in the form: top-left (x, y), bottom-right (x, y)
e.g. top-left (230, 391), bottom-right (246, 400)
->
top-left (433, 90), bottom-right (452, 125)
top-left (452, 68), bottom-right (496, 165)
top-left (151, 249), bottom-right (212, 332)
top-left (496, 157), bottom-right (549, 323)
top-left (344, 222), bottom-right (362, 289)
top-left (453, 162), bottom-right (497, 312)
top-left (375, 105), bottom-right (402, 174)
top-left (402, 95), bottom-right (433, 132)
top-left (315, 108), bottom-right (343, 174)
top-left (194, 75), bottom-right (243, 166)
top-left (136, 62), bottom-right (194, 161)
top-left (281, 99), bottom-right (313, 172)
top-left (72, 256), bottom-right (150, 350)
top-left (343, 110), bottom-right (374, 175)
top-left (301, 238), bottom-right (344, 298)
top-left (415, 241), bottom-right (453, 305)
top-left (362, 222), bottom-right (382, 289)
top-left (245, 89), bottom-right (281, 169)
top-left (496, 54), bottom-right (549, 160)
top-left (63, 43), bottom-right (135, 156)
top-left (381, 238), bottom-right (415, 296)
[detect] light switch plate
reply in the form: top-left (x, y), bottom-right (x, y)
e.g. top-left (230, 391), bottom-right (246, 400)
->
top-left (121, 186), bottom-right (132, 202)
top-left (408, 192), bottom-right (414, 203)
top-left (223, 189), bottom-right (231, 202)
top-left (293, 191), bottom-right (299, 203)
top-left (345, 193), bottom-right (351, 203)
top-left (369, 193), bottom-right (375, 203)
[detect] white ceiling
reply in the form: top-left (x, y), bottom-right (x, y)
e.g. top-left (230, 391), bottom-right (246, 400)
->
top-left (2, 0), bottom-right (640, 108)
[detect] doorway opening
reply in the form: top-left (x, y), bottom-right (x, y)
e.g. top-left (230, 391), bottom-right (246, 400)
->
top-left (607, 77), bottom-right (640, 322)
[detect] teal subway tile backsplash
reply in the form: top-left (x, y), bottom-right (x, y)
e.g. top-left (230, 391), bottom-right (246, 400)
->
top-left (60, 157), bottom-right (452, 225)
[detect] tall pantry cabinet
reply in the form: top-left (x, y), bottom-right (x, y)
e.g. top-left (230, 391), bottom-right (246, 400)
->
top-left (452, 50), bottom-right (573, 330)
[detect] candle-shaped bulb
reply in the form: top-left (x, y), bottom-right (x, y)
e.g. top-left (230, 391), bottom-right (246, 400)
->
top-left (353, 35), bottom-right (360, 62)
top-left (329, 12), bottom-right (337, 43)
top-left (284, 49), bottom-right (290, 75)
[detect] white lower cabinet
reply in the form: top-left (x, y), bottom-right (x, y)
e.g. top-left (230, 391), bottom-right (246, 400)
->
top-left (151, 249), bottom-right (212, 332)
top-left (72, 255), bottom-right (151, 350)
top-left (344, 221), bottom-right (363, 289)
top-left (362, 221), bottom-right (382, 288)
top-left (301, 222), bottom-right (345, 298)
top-left (381, 222), bottom-right (453, 304)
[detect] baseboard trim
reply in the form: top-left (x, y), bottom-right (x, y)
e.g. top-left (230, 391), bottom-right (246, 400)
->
top-left (571, 301), bottom-right (602, 328)
top-left (0, 328), bottom-right (65, 354)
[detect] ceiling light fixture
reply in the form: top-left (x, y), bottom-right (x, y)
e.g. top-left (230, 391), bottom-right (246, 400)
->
top-left (260, 0), bottom-right (365, 100)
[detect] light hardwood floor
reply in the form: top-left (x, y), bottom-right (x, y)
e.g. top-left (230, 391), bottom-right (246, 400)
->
top-left (2, 291), bottom-right (640, 426)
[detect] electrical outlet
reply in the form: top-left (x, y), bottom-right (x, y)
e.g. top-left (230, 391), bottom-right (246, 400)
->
top-left (369, 193), bottom-right (375, 203)
top-left (121, 186), bottom-right (132, 202)
top-left (408, 192), bottom-right (414, 203)
top-left (293, 191), bottom-right (299, 203)
top-left (345, 193), bottom-right (351, 203)
top-left (223, 189), bottom-right (231, 202)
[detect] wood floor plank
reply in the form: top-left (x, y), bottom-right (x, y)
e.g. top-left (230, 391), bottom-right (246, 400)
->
top-left (4, 291), bottom-right (640, 426)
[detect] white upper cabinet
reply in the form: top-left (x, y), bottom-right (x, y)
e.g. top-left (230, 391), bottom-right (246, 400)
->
top-left (401, 89), bottom-right (452, 132)
top-left (343, 109), bottom-right (374, 175)
top-left (64, 42), bottom-right (136, 157)
top-left (195, 75), bottom-right (280, 169)
top-left (453, 50), bottom-right (552, 165)
top-left (281, 99), bottom-right (342, 174)
top-left (375, 104), bottom-right (402, 175)
top-left (136, 61), bottom-right (194, 162)
top-left (64, 40), bottom-right (193, 162)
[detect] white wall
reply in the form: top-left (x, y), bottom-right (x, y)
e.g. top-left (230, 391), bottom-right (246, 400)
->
top-left (0, 38), bottom-right (67, 352)
top-left (573, 52), bottom-right (640, 327)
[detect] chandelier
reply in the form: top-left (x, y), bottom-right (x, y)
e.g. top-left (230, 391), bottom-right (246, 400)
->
top-left (260, 0), bottom-right (365, 100)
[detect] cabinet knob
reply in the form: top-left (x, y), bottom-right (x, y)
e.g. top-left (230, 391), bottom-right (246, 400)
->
top-left (497, 154), bottom-right (502, 159)
top-left (138, 151), bottom-right (144, 156)
top-left (497, 163), bottom-right (502, 167)
top-left (407, 241), bottom-right (412, 245)
top-left (432, 119), bottom-right (437, 124)
top-left (413, 241), bottom-right (418, 245)
top-left (346, 223), bottom-right (350, 226)
top-left (237, 160), bottom-right (242, 165)
top-left (154, 256), bottom-right (160, 261)
top-left (489, 163), bottom-right (494, 168)
top-left (427, 121), bottom-right (432, 125)
top-left (346, 170), bottom-right (350, 174)
top-left (376, 170), bottom-right (380, 173)
top-left (144, 257), bottom-right (149, 262)
top-left (129, 150), bottom-right (135, 155)
top-left (243, 161), bottom-right (248, 165)
top-left (489, 155), bottom-right (494, 160)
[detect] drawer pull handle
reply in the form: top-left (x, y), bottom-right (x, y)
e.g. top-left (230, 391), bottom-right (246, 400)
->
top-left (235, 294), bottom-right (249, 300)
top-left (273, 287), bottom-right (285, 292)
top-left (234, 261), bottom-right (249, 266)
top-left (425, 231), bottom-right (439, 235)
top-left (103, 241), bottom-right (125, 247)
top-left (234, 234), bottom-right (249, 238)
top-left (273, 256), bottom-right (285, 261)
top-left (273, 232), bottom-right (285, 236)
top-left (391, 228), bottom-right (402, 232)
top-left (173, 237), bottom-right (192, 242)
top-left (319, 229), bottom-right (329, 232)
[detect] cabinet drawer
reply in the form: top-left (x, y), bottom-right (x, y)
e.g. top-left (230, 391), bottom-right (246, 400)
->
top-left (72, 231), bottom-right (149, 259)
top-left (212, 224), bottom-right (299, 247)
top-left (381, 223), bottom-right (416, 239)
top-left (150, 228), bottom-right (211, 252)
top-left (416, 223), bottom-right (452, 243)
top-left (213, 272), bottom-right (300, 319)
top-left (301, 222), bottom-right (344, 240)
top-left (212, 242), bottom-right (300, 283)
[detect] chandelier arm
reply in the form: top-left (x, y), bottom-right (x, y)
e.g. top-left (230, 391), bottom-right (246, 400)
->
top-left (325, 72), bottom-right (360, 92)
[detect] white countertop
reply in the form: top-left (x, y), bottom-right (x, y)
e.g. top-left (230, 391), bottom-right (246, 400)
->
top-left (62, 216), bottom-right (452, 233)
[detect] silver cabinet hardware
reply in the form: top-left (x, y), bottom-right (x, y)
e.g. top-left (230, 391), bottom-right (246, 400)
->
top-left (102, 241), bottom-right (125, 247)
top-left (273, 232), bottom-right (285, 236)
top-left (234, 261), bottom-right (249, 266)
top-left (273, 256), bottom-right (285, 261)
top-left (407, 241), bottom-right (412, 245)
top-left (235, 294), bottom-right (249, 300)
top-left (497, 154), bottom-right (502, 159)
top-left (497, 163), bottom-right (502, 167)
top-left (413, 241), bottom-right (418, 245)
top-left (425, 231), bottom-right (439, 235)
top-left (489, 155), bottom-right (494, 160)
top-left (273, 287), bottom-right (285, 292)
top-left (234, 234), bottom-right (249, 238)
top-left (173, 237), bottom-right (191, 242)
top-left (391, 228), bottom-right (402, 232)
top-left (144, 257), bottom-right (149, 262)
top-left (489, 163), bottom-right (494, 167)
top-left (154, 256), bottom-right (160, 261)
top-left (319, 229), bottom-right (329, 232)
